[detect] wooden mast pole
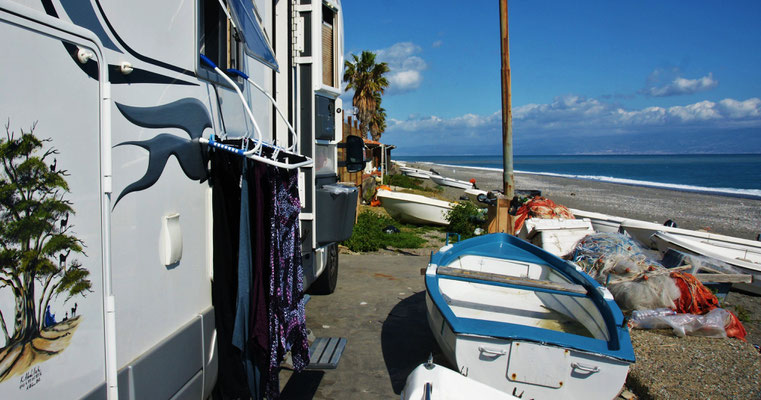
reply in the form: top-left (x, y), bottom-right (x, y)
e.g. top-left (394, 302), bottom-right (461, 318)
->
top-left (499, 0), bottom-right (515, 234)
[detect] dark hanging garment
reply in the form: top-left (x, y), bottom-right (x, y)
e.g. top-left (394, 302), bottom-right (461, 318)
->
top-left (231, 160), bottom-right (262, 399)
top-left (210, 149), bottom-right (251, 399)
top-left (249, 161), bottom-right (272, 361)
top-left (265, 167), bottom-right (310, 399)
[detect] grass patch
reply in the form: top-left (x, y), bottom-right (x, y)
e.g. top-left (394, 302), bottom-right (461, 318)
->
top-left (383, 173), bottom-right (426, 190)
top-left (383, 174), bottom-right (443, 194)
top-left (733, 304), bottom-right (751, 323)
top-left (342, 210), bottom-right (428, 252)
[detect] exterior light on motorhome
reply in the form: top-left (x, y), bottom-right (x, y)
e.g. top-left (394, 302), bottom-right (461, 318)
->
top-left (120, 62), bottom-right (134, 75)
top-left (76, 47), bottom-right (94, 64)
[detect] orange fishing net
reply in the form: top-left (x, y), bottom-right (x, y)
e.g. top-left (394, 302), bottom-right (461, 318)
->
top-left (513, 196), bottom-right (575, 233)
top-left (670, 271), bottom-right (747, 340)
top-left (370, 185), bottom-right (392, 207)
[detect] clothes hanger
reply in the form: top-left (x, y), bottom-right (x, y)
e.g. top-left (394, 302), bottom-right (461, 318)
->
top-left (198, 54), bottom-right (313, 170)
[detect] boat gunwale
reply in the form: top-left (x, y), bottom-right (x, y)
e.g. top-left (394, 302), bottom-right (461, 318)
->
top-left (376, 189), bottom-right (453, 208)
top-left (425, 233), bottom-right (635, 363)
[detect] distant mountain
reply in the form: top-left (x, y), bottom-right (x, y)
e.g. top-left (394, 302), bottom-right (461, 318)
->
top-left (393, 128), bottom-right (761, 156)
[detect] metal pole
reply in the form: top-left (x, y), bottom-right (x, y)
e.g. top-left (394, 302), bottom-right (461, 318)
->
top-left (499, 0), bottom-right (514, 202)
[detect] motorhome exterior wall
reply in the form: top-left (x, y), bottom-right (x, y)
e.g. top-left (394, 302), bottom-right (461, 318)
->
top-left (1, 0), bottom-right (350, 397)
top-left (0, 2), bottom-right (110, 398)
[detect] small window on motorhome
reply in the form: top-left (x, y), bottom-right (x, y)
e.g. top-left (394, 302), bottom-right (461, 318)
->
top-left (199, 0), bottom-right (240, 71)
top-left (322, 5), bottom-right (336, 87)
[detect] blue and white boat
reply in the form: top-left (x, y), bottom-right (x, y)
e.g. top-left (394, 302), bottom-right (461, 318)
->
top-left (425, 233), bottom-right (635, 399)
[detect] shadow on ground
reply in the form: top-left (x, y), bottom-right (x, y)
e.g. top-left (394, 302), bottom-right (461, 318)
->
top-left (279, 370), bottom-right (325, 399)
top-left (380, 291), bottom-right (451, 394)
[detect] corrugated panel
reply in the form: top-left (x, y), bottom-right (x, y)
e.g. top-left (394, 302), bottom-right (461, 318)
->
top-left (322, 23), bottom-right (334, 86)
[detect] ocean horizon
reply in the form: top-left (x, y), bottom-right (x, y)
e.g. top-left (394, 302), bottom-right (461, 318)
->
top-left (395, 154), bottom-right (761, 200)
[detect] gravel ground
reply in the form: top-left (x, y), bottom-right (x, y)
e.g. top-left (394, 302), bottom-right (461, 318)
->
top-left (627, 329), bottom-right (761, 400)
top-left (389, 163), bottom-right (761, 399)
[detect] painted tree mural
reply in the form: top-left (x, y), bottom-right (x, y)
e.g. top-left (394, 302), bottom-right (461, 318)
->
top-left (0, 122), bottom-right (91, 381)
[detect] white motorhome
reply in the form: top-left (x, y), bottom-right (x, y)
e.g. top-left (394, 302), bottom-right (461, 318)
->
top-left (0, 0), bottom-right (359, 398)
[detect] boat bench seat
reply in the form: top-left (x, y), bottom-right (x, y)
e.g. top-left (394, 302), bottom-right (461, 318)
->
top-left (437, 266), bottom-right (587, 296)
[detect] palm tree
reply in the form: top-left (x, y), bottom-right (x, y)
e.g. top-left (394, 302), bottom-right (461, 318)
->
top-left (369, 105), bottom-right (387, 142)
top-left (343, 51), bottom-right (389, 140)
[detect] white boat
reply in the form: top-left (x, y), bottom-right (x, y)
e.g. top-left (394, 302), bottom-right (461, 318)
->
top-left (518, 218), bottom-right (595, 257)
top-left (464, 187), bottom-right (488, 203)
top-left (376, 189), bottom-right (453, 226)
top-left (400, 166), bottom-right (438, 180)
top-left (651, 231), bottom-right (761, 294)
top-left (620, 218), bottom-right (761, 251)
top-left (425, 234), bottom-right (634, 400)
top-left (429, 174), bottom-right (474, 190)
top-left (569, 208), bottom-right (627, 233)
top-left (401, 361), bottom-right (521, 400)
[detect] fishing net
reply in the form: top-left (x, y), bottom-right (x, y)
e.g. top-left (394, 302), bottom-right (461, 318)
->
top-left (570, 233), bottom-right (681, 311)
top-left (513, 196), bottom-right (575, 233)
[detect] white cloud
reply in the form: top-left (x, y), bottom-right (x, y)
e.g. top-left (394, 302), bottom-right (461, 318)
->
top-left (375, 42), bottom-right (428, 94)
top-left (386, 96), bottom-right (761, 141)
top-left (643, 73), bottom-right (718, 97)
top-left (432, 40), bottom-right (443, 48)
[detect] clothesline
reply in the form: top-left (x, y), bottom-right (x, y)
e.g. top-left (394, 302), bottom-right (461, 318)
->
top-left (199, 136), bottom-right (313, 170)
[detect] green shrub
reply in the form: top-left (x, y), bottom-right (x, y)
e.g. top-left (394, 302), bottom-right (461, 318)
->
top-left (446, 202), bottom-right (486, 239)
top-left (383, 174), bottom-right (425, 190)
top-left (342, 211), bottom-right (426, 252)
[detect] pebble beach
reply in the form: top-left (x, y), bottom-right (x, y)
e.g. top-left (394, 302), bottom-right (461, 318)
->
top-left (407, 162), bottom-right (761, 241)
top-left (399, 161), bottom-right (761, 399)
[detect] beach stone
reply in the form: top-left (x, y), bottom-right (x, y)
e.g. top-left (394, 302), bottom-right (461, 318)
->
top-left (626, 329), bottom-right (761, 399)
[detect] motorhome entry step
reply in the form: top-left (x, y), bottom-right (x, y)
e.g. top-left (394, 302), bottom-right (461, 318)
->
top-left (306, 337), bottom-right (347, 369)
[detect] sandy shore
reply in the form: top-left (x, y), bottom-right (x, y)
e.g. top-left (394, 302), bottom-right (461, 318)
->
top-left (405, 162), bottom-right (761, 241)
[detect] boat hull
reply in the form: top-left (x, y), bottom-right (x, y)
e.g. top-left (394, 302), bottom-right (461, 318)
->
top-left (400, 166), bottom-right (436, 180)
top-left (429, 174), bottom-right (473, 190)
top-left (652, 231), bottom-right (761, 294)
top-left (425, 234), bottom-right (633, 399)
top-left (376, 189), bottom-right (452, 226)
top-left (518, 218), bottom-right (595, 257)
top-left (569, 208), bottom-right (626, 233)
top-left (401, 362), bottom-right (520, 400)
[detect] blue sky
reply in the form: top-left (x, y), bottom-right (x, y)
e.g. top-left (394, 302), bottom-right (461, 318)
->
top-left (340, 1), bottom-right (761, 155)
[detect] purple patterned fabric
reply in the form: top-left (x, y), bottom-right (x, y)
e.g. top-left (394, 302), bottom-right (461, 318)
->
top-left (265, 167), bottom-right (309, 399)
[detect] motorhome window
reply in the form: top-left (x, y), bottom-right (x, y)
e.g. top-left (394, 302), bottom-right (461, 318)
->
top-left (321, 5), bottom-right (336, 87)
top-left (200, 0), bottom-right (240, 72)
top-left (227, 0), bottom-right (278, 70)
top-left (314, 144), bottom-right (337, 176)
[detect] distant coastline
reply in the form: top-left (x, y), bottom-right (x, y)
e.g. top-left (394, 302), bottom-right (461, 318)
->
top-left (396, 154), bottom-right (761, 200)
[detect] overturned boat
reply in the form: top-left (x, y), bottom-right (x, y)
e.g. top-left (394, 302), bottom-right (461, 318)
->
top-left (376, 189), bottom-right (452, 226)
top-left (401, 360), bottom-right (521, 400)
top-left (425, 233), bottom-right (634, 399)
top-left (429, 174), bottom-right (474, 190)
top-left (400, 166), bottom-right (438, 180)
top-left (651, 230), bottom-right (761, 294)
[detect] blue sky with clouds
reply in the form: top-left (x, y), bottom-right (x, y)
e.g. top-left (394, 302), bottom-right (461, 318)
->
top-left (340, 1), bottom-right (761, 155)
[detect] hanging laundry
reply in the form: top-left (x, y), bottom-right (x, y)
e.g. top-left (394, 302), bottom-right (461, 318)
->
top-left (265, 167), bottom-right (310, 399)
top-left (211, 150), bottom-right (254, 399)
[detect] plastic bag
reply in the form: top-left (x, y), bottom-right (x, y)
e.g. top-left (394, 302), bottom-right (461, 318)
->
top-left (631, 308), bottom-right (731, 338)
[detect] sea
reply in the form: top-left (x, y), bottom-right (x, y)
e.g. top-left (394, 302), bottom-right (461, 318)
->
top-left (395, 154), bottom-right (761, 200)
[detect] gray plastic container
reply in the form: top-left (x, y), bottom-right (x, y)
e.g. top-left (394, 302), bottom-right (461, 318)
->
top-left (315, 184), bottom-right (359, 245)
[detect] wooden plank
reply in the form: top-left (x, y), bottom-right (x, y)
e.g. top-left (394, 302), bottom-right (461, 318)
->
top-left (486, 195), bottom-right (511, 234)
top-left (694, 273), bottom-right (752, 283)
top-left (437, 266), bottom-right (587, 295)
